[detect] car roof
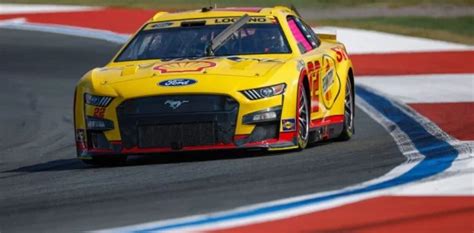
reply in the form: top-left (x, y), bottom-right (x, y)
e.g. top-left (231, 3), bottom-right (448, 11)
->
top-left (150, 6), bottom-right (296, 22)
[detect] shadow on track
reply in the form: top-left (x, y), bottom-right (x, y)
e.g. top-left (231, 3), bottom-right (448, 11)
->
top-left (3, 147), bottom-right (303, 173)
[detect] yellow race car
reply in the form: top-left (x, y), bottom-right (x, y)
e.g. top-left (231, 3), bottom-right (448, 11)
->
top-left (74, 6), bottom-right (355, 165)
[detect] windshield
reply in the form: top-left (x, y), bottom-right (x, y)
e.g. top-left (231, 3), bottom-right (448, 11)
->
top-left (116, 22), bottom-right (290, 61)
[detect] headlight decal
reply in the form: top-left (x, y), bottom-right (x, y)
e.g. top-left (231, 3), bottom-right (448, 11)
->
top-left (243, 89), bottom-right (263, 100)
top-left (84, 93), bottom-right (114, 107)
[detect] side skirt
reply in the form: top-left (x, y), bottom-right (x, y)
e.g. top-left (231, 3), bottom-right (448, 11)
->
top-left (309, 122), bottom-right (344, 143)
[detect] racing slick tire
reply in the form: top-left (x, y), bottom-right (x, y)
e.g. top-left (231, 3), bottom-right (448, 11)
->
top-left (337, 77), bottom-right (354, 141)
top-left (297, 83), bottom-right (310, 149)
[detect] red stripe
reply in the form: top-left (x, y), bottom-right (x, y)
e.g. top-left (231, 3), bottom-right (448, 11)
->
top-left (210, 196), bottom-right (474, 233)
top-left (409, 102), bottom-right (474, 140)
top-left (0, 8), bottom-right (157, 34)
top-left (352, 51), bottom-right (474, 76)
top-left (106, 132), bottom-right (296, 154)
top-left (310, 115), bottom-right (344, 128)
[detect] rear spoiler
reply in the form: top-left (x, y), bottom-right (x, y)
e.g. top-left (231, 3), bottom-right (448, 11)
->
top-left (313, 27), bottom-right (337, 40)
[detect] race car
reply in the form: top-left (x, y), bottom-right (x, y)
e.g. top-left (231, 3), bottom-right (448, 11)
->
top-left (74, 6), bottom-right (355, 165)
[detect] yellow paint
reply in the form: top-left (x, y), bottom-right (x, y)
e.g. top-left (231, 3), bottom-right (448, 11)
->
top-left (75, 6), bottom-right (353, 146)
top-left (268, 145), bottom-right (299, 151)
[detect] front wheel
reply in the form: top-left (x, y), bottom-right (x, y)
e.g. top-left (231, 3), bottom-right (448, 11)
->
top-left (297, 84), bottom-right (310, 149)
top-left (337, 77), bottom-right (354, 141)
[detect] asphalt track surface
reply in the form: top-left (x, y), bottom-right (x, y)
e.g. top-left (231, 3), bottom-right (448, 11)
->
top-left (0, 29), bottom-right (405, 233)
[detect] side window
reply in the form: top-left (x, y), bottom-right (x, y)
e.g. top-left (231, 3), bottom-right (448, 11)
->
top-left (287, 16), bottom-right (313, 53)
top-left (299, 19), bottom-right (320, 48)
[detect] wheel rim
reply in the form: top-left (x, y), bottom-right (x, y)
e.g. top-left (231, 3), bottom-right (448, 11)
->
top-left (298, 87), bottom-right (309, 142)
top-left (344, 80), bottom-right (354, 131)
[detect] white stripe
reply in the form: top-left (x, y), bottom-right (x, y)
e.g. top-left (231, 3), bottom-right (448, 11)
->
top-left (0, 4), bottom-right (101, 14)
top-left (0, 18), bottom-right (129, 44)
top-left (314, 27), bottom-right (474, 54)
top-left (357, 74), bottom-right (474, 103)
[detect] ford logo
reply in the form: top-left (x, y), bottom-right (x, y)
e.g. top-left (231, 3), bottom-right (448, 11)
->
top-left (158, 79), bottom-right (197, 87)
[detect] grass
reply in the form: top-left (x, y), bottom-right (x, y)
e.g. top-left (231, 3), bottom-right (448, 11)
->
top-left (4, 0), bottom-right (474, 9)
top-left (315, 16), bottom-right (474, 44)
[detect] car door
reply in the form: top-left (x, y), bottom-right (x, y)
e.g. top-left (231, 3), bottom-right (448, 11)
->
top-left (287, 16), bottom-right (339, 126)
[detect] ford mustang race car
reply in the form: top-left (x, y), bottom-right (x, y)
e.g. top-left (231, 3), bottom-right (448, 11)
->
top-left (74, 6), bottom-right (355, 165)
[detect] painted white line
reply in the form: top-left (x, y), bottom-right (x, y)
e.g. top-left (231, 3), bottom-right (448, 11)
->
top-left (0, 4), bottom-right (101, 14)
top-left (0, 18), bottom-right (129, 44)
top-left (395, 162), bottom-right (473, 196)
top-left (315, 27), bottom-right (474, 54)
top-left (0, 17), bottom-right (25, 26)
top-left (357, 74), bottom-right (474, 103)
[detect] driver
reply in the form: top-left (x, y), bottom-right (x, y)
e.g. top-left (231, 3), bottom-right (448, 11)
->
top-left (256, 28), bottom-right (284, 53)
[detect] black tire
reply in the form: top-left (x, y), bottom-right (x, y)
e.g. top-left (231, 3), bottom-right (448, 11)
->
top-left (297, 83), bottom-right (310, 149)
top-left (337, 77), bottom-right (354, 141)
top-left (81, 155), bottom-right (127, 166)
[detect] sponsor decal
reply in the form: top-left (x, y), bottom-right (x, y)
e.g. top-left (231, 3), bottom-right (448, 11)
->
top-left (322, 68), bottom-right (334, 93)
top-left (307, 60), bottom-right (321, 113)
top-left (215, 17), bottom-right (267, 24)
top-left (331, 47), bottom-right (348, 63)
top-left (75, 129), bottom-right (86, 150)
top-left (158, 79), bottom-right (197, 87)
top-left (164, 100), bottom-right (189, 110)
top-left (321, 54), bottom-right (342, 110)
top-left (154, 61), bottom-right (216, 73)
top-left (297, 60), bottom-right (305, 71)
top-left (76, 129), bottom-right (85, 142)
top-left (282, 119), bottom-right (296, 132)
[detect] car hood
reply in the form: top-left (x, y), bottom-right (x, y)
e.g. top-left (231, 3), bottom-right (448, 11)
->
top-left (92, 56), bottom-right (290, 85)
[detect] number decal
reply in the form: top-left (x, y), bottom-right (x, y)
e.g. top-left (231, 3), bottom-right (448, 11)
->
top-left (307, 60), bottom-right (321, 113)
top-left (93, 107), bottom-right (106, 118)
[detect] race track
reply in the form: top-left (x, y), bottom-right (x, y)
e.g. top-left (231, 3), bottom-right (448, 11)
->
top-left (0, 29), bottom-right (406, 233)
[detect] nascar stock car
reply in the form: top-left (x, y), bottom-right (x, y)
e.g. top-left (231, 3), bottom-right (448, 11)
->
top-left (74, 6), bottom-right (355, 165)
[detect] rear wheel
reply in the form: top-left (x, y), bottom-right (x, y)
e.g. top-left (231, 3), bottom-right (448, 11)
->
top-left (297, 84), bottom-right (310, 149)
top-left (81, 155), bottom-right (127, 166)
top-left (338, 78), bottom-right (354, 141)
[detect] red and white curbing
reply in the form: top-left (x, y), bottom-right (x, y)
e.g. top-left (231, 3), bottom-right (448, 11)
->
top-left (0, 3), bottom-right (101, 14)
top-left (317, 26), bottom-right (474, 54)
top-left (1, 4), bottom-right (472, 232)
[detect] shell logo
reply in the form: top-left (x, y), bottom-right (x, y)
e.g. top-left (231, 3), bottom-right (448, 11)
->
top-left (153, 61), bottom-right (217, 73)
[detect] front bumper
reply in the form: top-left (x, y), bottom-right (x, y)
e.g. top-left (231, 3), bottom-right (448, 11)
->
top-left (76, 94), bottom-right (298, 158)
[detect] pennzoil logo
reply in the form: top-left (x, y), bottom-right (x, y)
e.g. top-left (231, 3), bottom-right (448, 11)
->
top-left (154, 61), bottom-right (216, 73)
top-left (322, 68), bottom-right (334, 93)
top-left (282, 119), bottom-right (296, 132)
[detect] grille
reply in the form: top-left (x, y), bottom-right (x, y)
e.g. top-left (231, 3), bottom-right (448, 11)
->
top-left (138, 122), bottom-right (216, 148)
top-left (116, 95), bottom-right (238, 150)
